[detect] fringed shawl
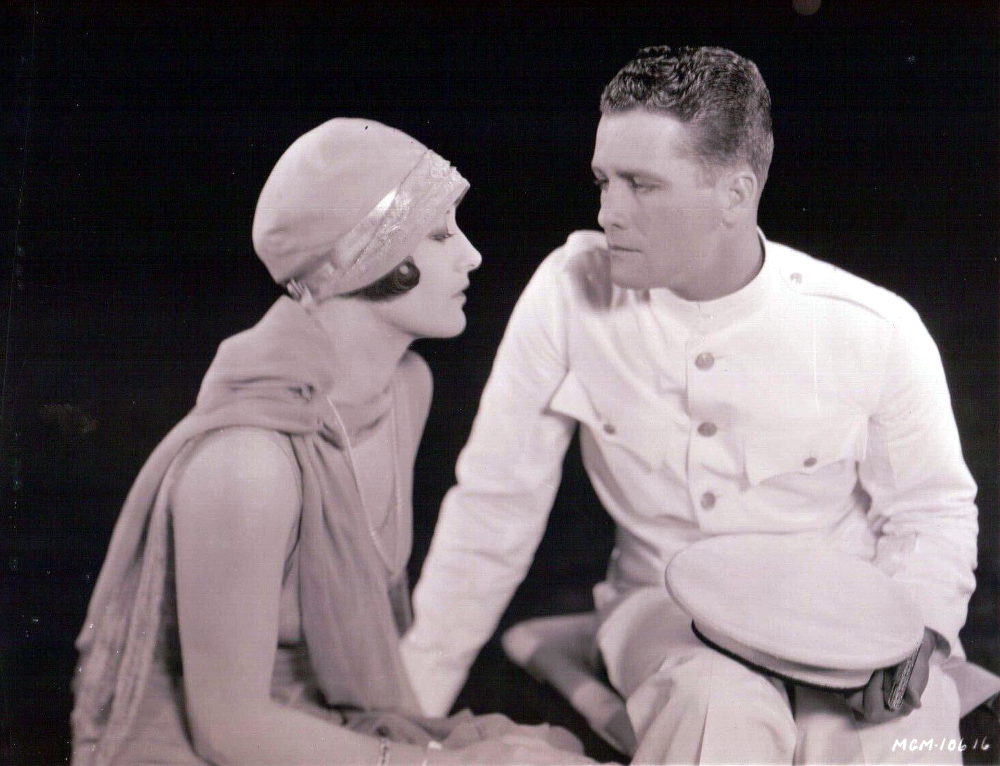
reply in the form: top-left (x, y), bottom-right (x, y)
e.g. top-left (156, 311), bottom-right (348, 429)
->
top-left (71, 297), bottom-right (424, 764)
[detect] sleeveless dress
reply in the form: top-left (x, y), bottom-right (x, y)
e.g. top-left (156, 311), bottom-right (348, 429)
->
top-left (113, 407), bottom-right (414, 764)
top-left (71, 298), bottom-right (581, 765)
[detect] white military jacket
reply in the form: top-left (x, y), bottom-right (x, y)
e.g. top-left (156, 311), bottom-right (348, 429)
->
top-left (402, 230), bottom-right (979, 717)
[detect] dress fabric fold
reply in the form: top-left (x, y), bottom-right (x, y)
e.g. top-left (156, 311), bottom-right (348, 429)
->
top-left (72, 297), bottom-right (446, 764)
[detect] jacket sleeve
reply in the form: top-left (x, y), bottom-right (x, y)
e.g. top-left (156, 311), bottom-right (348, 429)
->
top-left (400, 241), bottom-right (588, 716)
top-left (859, 300), bottom-right (979, 658)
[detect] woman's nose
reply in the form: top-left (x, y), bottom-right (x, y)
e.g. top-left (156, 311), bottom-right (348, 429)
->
top-left (457, 233), bottom-right (482, 272)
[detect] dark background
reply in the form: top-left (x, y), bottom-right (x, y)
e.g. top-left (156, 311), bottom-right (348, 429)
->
top-left (2, 1), bottom-right (997, 763)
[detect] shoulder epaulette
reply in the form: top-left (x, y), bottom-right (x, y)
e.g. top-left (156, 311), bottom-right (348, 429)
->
top-left (772, 242), bottom-right (905, 324)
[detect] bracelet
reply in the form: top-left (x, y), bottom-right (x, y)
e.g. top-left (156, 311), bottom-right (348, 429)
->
top-left (420, 740), bottom-right (443, 766)
top-left (376, 736), bottom-right (390, 766)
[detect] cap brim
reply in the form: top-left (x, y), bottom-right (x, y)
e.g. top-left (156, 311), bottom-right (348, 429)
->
top-left (692, 621), bottom-right (876, 691)
top-left (665, 534), bottom-right (925, 673)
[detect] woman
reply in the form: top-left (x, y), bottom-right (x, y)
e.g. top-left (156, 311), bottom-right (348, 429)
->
top-left (71, 119), bottom-right (589, 765)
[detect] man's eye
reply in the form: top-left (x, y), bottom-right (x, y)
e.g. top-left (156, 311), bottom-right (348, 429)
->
top-left (431, 232), bottom-right (454, 242)
top-left (593, 178), bottom-right (608, 190)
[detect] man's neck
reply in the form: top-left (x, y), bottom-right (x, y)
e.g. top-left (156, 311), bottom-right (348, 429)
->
top-left (673, 223), bottom-right (763, 302)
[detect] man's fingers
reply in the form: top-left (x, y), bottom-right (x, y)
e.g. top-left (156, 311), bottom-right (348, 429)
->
top-left (845, 689), bottom-right (862, 710)
top-left (903, 681), bottom-right (924, 709)
top-left (904, 632), bottom-right (934, 707)
top-left (845, 688), bottom-right (864, 715)
top-left (495, 734), bottom-right (597, 765)
top-left (864, 670), bottom-right (886, 720)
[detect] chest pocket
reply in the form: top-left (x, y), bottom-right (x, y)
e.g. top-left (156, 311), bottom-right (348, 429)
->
top-left (548, 370), bottom-right (668, 469)
top-left (744, 418), bottom-right (868, 486)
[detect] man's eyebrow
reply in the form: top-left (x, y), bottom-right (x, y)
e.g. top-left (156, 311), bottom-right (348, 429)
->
top-left (591, 165), bottom-right (667, 184)
top-left (615, 168), bottom-right (666, 183)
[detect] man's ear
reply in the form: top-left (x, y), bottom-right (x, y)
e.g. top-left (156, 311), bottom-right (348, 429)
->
top-left (719, 168), bottom-right (758, 224)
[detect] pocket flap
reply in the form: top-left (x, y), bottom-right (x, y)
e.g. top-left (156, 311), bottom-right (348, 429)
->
top-left (548, 370), bottom-right (597, 425)
top-left (549, 371), bottom-right (668, 468)
top-left (745, 419), bottom-right (867, 485)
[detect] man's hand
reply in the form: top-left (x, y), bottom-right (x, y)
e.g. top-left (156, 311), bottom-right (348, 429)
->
top-left (566, 231), bottom-right (612, 308)
top-left (846, 627), bottom-right (936, 723)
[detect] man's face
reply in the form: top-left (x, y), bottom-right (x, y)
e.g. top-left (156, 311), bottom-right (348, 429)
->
top-left (591, 110), bottom-right (725, 294)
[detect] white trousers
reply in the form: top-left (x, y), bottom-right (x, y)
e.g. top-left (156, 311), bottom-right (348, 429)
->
top-left (595, 586), bottom-right (962, 765)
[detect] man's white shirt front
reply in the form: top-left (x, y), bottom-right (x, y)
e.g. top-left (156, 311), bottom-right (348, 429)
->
top-left (401, 230), bottom-right (978, 717)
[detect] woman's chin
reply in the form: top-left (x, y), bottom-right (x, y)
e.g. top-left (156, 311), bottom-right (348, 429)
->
top-left (443, 314), bottom-right (468, 338)
top-left (418, 313), bottom-right (467, 340)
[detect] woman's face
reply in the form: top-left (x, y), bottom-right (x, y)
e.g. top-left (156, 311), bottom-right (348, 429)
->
top-left (377, 205), bottom-right (482, 339)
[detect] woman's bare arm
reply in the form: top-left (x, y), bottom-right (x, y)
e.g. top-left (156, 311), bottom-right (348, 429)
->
top-left (171, 428), bottom-right (422, 765)
top-left (172, 427), bottom-right (591, 766)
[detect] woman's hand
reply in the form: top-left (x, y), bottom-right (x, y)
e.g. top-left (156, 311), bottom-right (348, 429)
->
top-left (845, 627), bottom-right (936, 724)
top-left (432, 729), bottom-right (598, 765)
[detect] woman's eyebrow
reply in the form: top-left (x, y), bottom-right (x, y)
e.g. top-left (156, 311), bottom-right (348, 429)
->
top-left (428, 219), bottom-right (451, 236)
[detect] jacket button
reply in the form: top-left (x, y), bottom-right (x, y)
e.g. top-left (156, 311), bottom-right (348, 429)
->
top-left (803, 456), bottom-right (817, 467)
top-left (695, 352), bottom-right (715, 370)
top-left (700, 491), bottom-right (717, 510)
top-left (790, 272), bottom-right (803, 285)
top-left (697, 422), bottom-right (718, 437)
top-left (603, 422), bottom-right (616, 435)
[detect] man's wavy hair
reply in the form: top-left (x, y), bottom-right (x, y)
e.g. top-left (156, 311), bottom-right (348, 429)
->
top-left (601, 46), bottom-right (774, 190)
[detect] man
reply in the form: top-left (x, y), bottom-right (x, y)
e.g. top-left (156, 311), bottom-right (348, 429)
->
top-left (401, 46), bottom-right (979, 763)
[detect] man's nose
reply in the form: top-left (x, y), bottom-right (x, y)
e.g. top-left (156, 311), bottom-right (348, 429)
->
top-left (597, 186), bottom-right (627, 231)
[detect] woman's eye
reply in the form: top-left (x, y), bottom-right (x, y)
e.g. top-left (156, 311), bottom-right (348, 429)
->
top-left (593, 178), bottom-right (608, 190)
top-left (431, 232), bottom-right (454, 242)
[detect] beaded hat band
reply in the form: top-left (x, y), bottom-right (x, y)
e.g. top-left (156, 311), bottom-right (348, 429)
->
top-left (287, 150), bottom-right (468, 305)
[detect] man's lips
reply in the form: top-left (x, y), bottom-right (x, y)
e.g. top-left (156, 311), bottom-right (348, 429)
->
top-left (608, 244), bottom-right (639, 253)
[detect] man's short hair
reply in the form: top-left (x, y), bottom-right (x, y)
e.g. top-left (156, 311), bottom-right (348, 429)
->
top-left (601, 46), bottom-right (774, 189)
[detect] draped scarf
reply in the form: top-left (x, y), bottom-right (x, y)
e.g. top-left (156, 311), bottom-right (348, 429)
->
top-left (71, 297), bottom-right (424, 764)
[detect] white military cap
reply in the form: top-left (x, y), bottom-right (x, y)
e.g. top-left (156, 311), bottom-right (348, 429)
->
top-left (665, 534), bottom-right (925, 691)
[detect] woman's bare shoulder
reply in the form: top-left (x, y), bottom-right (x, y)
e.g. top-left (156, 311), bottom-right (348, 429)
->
top-left (399, 350), bottom-right (433, 419)
top-left (171, 427), bottom-right (300, 540)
